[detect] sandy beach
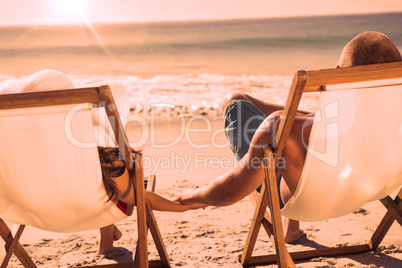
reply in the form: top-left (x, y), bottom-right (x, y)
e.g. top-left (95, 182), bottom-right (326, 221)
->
top-left (3, 116), bottom-right (401, 268)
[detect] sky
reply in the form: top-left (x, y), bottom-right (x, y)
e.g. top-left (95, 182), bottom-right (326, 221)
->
top-left (0, 0), bottom-right (402, 25)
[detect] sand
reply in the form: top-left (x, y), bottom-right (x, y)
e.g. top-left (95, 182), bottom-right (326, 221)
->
top-left (3, 117), bottom-right (402, 267)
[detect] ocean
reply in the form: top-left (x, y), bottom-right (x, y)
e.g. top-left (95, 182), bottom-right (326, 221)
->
top-left (1, 12), bottom-right (402, 117)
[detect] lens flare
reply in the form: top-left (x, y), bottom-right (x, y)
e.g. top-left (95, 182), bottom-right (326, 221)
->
top-left (56, 0), bottom-right (86, 14)
top-left (52, 0), bottom-right (110, 55)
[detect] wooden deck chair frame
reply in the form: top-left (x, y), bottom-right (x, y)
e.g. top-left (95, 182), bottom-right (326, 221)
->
top-left (0, 85), bottom-right (170, 268)
top-left (239, 62), bottom-right (402, 267)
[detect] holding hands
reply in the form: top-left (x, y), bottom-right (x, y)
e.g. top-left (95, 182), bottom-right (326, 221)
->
top-left (174, 187), bottom-right (208, 210)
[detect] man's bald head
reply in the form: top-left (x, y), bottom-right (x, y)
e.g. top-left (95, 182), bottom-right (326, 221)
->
top-left (338, 31), bottom-right (401, 67)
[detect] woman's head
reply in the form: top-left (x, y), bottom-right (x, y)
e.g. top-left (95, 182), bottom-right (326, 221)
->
top-left (98, 147), bottom-right (126, 201)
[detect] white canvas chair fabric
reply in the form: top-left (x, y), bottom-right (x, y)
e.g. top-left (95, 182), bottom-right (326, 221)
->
top-left (0, 104), bottom-right (127, 232)
top-left (282, 85), bottom-right (402, 221)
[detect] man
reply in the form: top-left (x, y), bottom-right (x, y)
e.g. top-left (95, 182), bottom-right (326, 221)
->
top-left (175, 31), bottom-right (402, 243)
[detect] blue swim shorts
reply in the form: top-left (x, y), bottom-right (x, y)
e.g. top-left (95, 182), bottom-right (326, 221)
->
top-left (224, 99), bottom-right (284, 209)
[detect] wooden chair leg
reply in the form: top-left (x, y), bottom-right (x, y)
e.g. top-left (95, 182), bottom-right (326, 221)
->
top-left (146, 201), bottom-right (170, 267)
top-left (133, 205), bottom-right (169, 268)
top-left (148, 175), bottom-right (156, 192)
top-left (240, 145), bottom-right (295, 268)
top-left (240, 185), bottom-right (270, 266)
top-left (244, 192), bottom-right (294, 267)
top-left (239, 146), bottom-right (376, 267)
top-left (136, 174), bottom-right (170, 267)
top-left (240, 188), bottom-right (401, 266)
top-left (133, 153), bottom-right (149, 268)
top-left (263, 146), bottom-right (289, 268)
top-left (380, 195), bottom-right (402, 226)
top-left (1, 224), bottom-right (25, 268)
top-left (134, 240), bottom-right (141, 267)
top-left (144, 175), bottom-right (156, 192)
top-left (369, 188), bottom-right (402, 251)
top-left (0, 220), bottom-right (36, 268)
top-left (146, 175), bottom-right (169, 267)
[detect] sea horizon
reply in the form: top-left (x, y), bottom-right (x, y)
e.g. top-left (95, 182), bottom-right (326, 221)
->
top-left (0, 10), bottom-right (399, 27)
top-left (1, 12), bottom-right (401, 117)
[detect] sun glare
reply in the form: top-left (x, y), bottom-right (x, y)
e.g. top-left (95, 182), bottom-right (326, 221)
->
top-left (56, 0), bottom-right (86, 14)
top-left (49, 0), bottom-right (110, 56)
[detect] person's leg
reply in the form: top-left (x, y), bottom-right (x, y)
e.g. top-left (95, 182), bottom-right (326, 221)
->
top-left (223, 92), bottom-right (312, 117)
top-left (280, 112), bottom-right (313, 243)
top-left (260, 111), bottom-right (313, 243)
top-left (99, 224), bottom-right (122, 254)
top-left (224, 99), bottom-right (267, 160)
top-left (276, 111), bottom-right (314, 194)
top-left (224, 100), bottom-right (284, 202)
top-left (282, 217), bottom-right (304, 244)
top-left (223, 92), bottom-right (285, 117)
top-left (244, 108), bottom-right (315, 243)
top-left (224, 100), bottom-right (304, 243)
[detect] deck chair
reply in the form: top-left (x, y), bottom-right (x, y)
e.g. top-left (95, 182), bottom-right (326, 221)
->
top-left (239, 62), bottom-right (402, 267)
top-left (0, 85), bottom-right (170, 267)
